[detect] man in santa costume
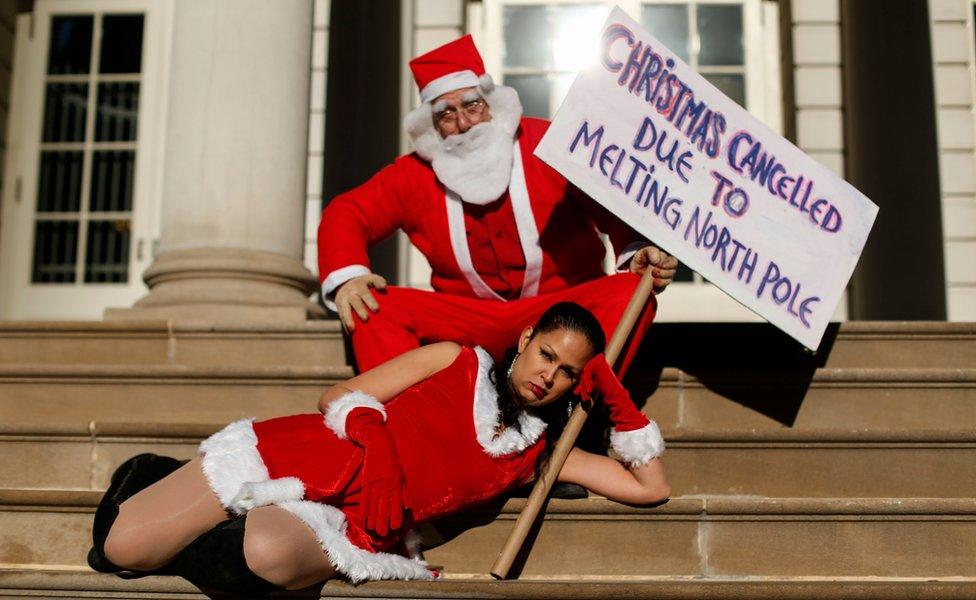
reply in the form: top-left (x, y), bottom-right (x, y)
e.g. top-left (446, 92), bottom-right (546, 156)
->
top-left (317, 35), bottom-right (678, 373)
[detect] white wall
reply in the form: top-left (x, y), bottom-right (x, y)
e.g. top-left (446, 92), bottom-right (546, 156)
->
top-left (400, 0), bottom-right (466, 290)
top-left (308, 0), bottom-right (466, 290)
top-left (791, 0), bottom-right (845, 179)
top-left (929, 0), bottom-right (976, 320)
top-left (303, 0), bottom-right (330, 278)
top-left (790, 0), bottom-right (847, 321)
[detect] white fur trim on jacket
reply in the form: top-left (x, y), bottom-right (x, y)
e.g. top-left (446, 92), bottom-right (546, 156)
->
top-left (472, 346), bottom-right (547, 456)
top-left (199, 418), bottom-right (273, 515)
top-left (509, 141), bottom-right (542, 298)
top-left (610, 420), bottom-right (665, 467)
top-left (445, 189), bottom-right (506, 301)
top-left (324, 391), bottom-right (386, 440)
top-left (321, 264), bottom-right (371, 311)
top-left (279, 500), bottom-right (435, 583)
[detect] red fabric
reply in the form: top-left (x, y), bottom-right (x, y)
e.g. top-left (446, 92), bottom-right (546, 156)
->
top-left (345, 408), bottom-right (407, 537)
top-left (349, 273), bottom-right (656, 372)
top-left (615, 296), bottom-right (657, 378)
top-left (408, 34), bottom-right (485, 91)
top-left (463, 195), bottom-right (525, 299)
top-left (252, 415), bottom-right (401, 552)
top-left (576, 354), bottom-right (650, 433)
top-left (251, 347), bottom-right (543, 553)
top-left (253, 414), bottom-right (361, 503)
top-left (316, 118), bottom-right (634, 299)
top-left (384, 347), bottom-right (544, 523)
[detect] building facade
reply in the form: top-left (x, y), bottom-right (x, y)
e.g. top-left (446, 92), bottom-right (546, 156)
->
top-left (0, 0), bottom-right (972, 324)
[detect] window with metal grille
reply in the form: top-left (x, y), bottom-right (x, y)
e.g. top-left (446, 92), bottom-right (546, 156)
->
top-left (32, 13), bottom-right (143, 284)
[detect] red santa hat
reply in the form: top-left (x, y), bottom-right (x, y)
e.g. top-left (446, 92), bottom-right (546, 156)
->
top-left (409, 35), bottom-right (487, 103)
top-left (402, 34), bottom-right (525, 203)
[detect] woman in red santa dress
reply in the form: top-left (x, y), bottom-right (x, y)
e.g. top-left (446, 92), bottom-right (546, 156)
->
top-left (87, 303), bottom-right (669, 596)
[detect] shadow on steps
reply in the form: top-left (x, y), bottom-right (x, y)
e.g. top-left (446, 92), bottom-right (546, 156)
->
top-left (622, 322), bottom-right (840, 427)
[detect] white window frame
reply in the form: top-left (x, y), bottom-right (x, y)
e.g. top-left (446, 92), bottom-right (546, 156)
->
top-left (475, 0), bottom-right (784, 321)
top-left (480, 0), bottom-right (781, 130)
top-left (0, 0), bottom-right (171, 319)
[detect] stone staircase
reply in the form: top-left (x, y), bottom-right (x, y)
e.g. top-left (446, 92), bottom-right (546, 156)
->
top-left (0, 320), bottom-right (974, 598)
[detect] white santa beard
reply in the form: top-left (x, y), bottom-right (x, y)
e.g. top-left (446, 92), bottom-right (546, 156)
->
top-left (404, 81), bottom-right (524, 205)
top-left (430, 122), bottom-right (514, 205)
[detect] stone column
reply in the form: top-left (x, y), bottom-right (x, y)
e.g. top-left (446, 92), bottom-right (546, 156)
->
top-left (109, 0), bottom-right (324, 322)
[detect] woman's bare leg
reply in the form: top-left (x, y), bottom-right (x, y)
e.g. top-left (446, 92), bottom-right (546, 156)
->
top-left (103, 457), bottom-right (229, 570)
top-left (242, 506), bottom-right (338, 589)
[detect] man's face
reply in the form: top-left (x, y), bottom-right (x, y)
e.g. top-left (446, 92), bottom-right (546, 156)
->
top-left (432, 87), bottom-right (492, 137)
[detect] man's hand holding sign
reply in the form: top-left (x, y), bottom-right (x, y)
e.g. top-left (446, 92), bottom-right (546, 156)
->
top-left (492, 6), bottom-right (877, 578)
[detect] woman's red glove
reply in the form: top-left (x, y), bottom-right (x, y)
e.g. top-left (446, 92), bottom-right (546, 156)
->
top-left (575, 354), bottom-right (665, 466)
top-left (344, 407), bottom-right (406, 537)
top-left (575, 354), bottom-right (651, 432)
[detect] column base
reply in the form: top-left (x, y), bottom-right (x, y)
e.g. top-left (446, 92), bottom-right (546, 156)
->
top-left (106, 248), bottom-right (326, 324)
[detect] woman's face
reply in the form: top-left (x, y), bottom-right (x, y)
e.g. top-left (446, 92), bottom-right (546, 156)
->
top-left (510, 326), bottom-right (595, 408)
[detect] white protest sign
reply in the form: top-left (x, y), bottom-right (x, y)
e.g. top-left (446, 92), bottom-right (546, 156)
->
top-left (535, 6), bottom-right (878, 350)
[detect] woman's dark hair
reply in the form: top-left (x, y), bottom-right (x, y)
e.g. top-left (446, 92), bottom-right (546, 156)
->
top-left (489, 302), bottom-right (606, 476)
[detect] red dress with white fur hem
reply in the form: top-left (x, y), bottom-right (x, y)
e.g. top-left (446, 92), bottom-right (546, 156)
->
top-left (198, 346), bottom-right (545, 583)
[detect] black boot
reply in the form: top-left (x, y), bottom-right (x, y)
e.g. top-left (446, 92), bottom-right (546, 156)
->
top-left (173, 517), bottom-right (282, 597)
top-left (87, 453), bottom-right (186, 574)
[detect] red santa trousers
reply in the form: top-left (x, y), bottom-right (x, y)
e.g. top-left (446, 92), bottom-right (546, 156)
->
top-left (349, 273), bottom-right (656, 375)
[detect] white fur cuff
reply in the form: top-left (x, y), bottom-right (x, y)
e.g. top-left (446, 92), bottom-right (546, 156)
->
top-left (229, 477), bottom-right (305, 513)
top-left (610, 420), bottom-right (665, 467)
top-left (324, 391), bottom-right (386, 439)
top-left (279, 500), bottom-right (435, 583)
top-left (199, 418), bottom-right (271, 515)
top-left (321, 264), bottom-right (371, 310)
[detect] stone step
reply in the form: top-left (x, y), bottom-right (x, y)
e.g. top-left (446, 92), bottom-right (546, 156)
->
top-left (642, 367), bottom-right (976, 430)
top-left (665, 428), bottom-right (976, 497)
top-left (2, 489), bottom-right (974, 579)
top-left (0, 321), bottom-right (346, 368)
top-left (0, 365), bottom-right (972, 429)
top-left (1, 423), bottom-right (974, 498)
top-left (2, 321), bottom-right (974, 369)
top-left (638, 321), bottom-right (976, 369)
top-left (1, 570), bottom-right (974, 600)
top-left (0, 364), bottom-right (352, 426)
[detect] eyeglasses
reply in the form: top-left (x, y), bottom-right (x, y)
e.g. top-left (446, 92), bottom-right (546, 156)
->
top-left (434, 98), bottom-right (487, 128)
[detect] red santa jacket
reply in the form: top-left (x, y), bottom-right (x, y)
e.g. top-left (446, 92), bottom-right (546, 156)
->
top-left (317, 117), bottom-right (637, 302)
